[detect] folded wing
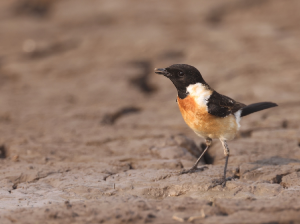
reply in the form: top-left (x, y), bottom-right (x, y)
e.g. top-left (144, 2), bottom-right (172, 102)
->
top-left (207, 91), bottom-right (246, 117)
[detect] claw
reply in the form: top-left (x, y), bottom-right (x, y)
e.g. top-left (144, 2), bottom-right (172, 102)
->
top-left (179, 168), bottom-right (196, 175)
top-left (178, 166), bottom-right (208, 175)
top-left (208, 176), bottom-right (233, 190)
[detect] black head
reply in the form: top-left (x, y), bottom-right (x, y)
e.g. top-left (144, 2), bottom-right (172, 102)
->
top-left (154, 64), bottom-right (207, 99)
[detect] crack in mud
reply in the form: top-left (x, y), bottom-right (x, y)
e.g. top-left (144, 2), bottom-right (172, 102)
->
top-left (12, 169), bottom-right (70, 190)
top-left (86, 134), bottom-right (165, 146)
top-left (103, 171), bottom-right (116, 181)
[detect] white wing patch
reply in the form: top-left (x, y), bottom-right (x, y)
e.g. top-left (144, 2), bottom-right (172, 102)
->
top-left (234, 109), bottom-right (242, 129)
top-left (186, 83), bottom-right (211, 108)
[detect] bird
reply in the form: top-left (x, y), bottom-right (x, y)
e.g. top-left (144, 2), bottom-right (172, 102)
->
top-left (155, 64), bottom-right (277, 187)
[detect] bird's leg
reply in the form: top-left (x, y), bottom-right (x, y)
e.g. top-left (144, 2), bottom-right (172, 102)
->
top-left (179, 138), bottom-right (212, 174)
top-left (209, 140), bottom-right (232, 189)
top-left (222, 140), bottom-right (229, 183)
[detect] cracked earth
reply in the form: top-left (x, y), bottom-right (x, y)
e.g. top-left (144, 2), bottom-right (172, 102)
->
top-left (0, 0), bottom-right (300, 223)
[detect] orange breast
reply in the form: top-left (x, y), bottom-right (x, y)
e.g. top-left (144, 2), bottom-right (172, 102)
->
top-left (177, 96), bottom-right (238, 140)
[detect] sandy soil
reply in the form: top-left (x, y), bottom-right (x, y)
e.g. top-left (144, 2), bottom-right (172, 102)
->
top-left (0, 0), bottom-right (300, 223)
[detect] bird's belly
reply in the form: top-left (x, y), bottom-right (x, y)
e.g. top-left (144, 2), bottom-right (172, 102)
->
top-left (177, 96), bottom-right (238, 140)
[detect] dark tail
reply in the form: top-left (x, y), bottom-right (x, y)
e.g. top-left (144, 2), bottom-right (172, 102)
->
top-left (241, 102), bottom-right (278, 117)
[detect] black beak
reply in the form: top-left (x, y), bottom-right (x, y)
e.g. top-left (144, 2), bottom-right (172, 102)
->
top-left (154, 68), bottom-right (171, 77)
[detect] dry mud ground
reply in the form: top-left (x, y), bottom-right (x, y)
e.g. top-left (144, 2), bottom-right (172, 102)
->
top-left (0, 0), bottom-right (300, 223)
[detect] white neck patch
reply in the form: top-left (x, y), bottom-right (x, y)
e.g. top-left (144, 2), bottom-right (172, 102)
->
top-left (186, 83), bottom-right (211, 107)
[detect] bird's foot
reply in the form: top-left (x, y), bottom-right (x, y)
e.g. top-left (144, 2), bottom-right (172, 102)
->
top-left (179, 166), bottom-right (208, 175)
top-left (208, 176), bottom-right (233, 190)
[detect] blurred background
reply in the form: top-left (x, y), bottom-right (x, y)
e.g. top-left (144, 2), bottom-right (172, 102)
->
top-left (1, 0), bottom-right (299, 156)
top-left (0, 0), bottom-right (300, 222)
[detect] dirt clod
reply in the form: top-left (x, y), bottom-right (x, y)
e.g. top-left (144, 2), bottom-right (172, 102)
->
top-left (101, 106), bottom-right (141, 125)
top-left (130, 60), bottom-right (157, 94)
top-left (0, 145), bottom-right (7, 159)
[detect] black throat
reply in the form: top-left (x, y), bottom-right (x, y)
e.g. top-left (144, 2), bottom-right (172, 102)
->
top-left (177, 88), bottom-right (189, 99)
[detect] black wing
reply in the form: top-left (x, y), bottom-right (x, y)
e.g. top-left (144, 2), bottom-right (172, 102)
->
top-left (207, 91), bottom-right (246, 117)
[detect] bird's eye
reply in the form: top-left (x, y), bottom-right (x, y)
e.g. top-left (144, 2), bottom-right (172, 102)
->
top-left (178, 71), bottom-right (184, 77)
